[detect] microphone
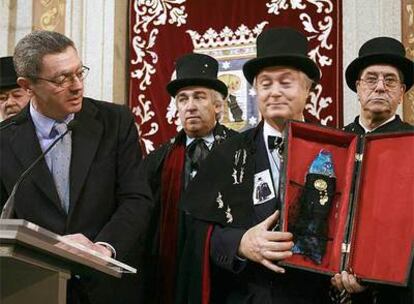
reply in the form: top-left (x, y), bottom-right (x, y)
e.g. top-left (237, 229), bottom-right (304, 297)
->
top-left (0, 120), bottom-right (78, 219)
top-left (0, 115), bottom-right (27, 131)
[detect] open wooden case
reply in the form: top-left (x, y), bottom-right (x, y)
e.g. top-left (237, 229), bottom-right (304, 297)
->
top-left (279, 121), bottom-right (414, 286)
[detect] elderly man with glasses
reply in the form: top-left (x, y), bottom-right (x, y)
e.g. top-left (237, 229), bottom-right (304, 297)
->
top-left (331, 36), bottom-right (413, 304)
top-left (0, 31), bottom-right (153, 304)
top-left (343, 37), bottom-right (414, 134)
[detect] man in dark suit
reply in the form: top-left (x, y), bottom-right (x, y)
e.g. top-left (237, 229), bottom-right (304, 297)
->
top-left (138, 53), bottom-right (237, 303)
top-left (179, 28), bottom-right (331, 304)
top-left (331, 36), bottom-right (414, 304)
top-left (0, 30), bottom-right (153, 303)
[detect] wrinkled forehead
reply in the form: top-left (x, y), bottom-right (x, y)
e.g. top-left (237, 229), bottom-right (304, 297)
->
top-left (255, 66), bottom-right (303, 81)
top-left (176, 86), bottom-right (212, 97)
top-left (360, 64), bottom-right (401, 77)
top-left (39, 46), bottom-right (82, 76)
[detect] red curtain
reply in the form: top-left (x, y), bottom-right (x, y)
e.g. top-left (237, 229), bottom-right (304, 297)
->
top-left (129, 0), bottom-right (343, 154)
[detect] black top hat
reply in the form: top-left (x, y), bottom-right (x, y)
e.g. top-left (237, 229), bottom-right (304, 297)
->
top-left (346, 37), bottom-right (414, 92)
top-left (243, 27), bottom-right (320, 85)
top-left (0, 56), bottom-right (19, 90)
top-left (167, 53), bottom-right (228, 98)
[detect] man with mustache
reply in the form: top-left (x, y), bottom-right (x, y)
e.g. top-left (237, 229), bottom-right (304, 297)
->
top-left (138, 52), bottom-right (237, 303)
top-left (0, 30), bottom-right (153, 303)
top-left (331, 36), bottom-right (413, 303)
top-left (0, 56), bottom-right (30, 121)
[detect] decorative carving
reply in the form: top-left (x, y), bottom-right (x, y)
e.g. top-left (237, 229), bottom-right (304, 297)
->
top-left (131, 0), bottom-right (188, 152)
top-left (33, 0), bottom-right (65, 32)
top-left (131, 0), bottom-right (339, 153)
top-left (186, 22), bottom-right (268, 51)
top-left (305, 84), bottom-right (333, 126)
top-left (132, 95), bottom-right (159, 154)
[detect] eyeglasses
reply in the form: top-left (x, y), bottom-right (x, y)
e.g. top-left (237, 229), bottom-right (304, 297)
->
top-left (359, 75), bottom-right (401, 90)
top-left (34, 66), bottom-right (90, 88)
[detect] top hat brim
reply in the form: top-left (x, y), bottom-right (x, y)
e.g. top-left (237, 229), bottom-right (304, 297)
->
top-left (0, 76), bottom-right (19, 90)
top-left (0, 56), bottom-right (19, 90)
top-left (243, 55), bottom-right (320, 85)
top-left (167, 78), bottom-right (228, 98)
top-left (346, 54), bottom-right (414, 92)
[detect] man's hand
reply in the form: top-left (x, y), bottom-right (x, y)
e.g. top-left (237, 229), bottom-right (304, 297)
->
top-left (331, 271), bottom-right (367, 293)
top-left (237, 210), bottom-right (293, 273)
top-left (58, 233), bottom-right (112, 258)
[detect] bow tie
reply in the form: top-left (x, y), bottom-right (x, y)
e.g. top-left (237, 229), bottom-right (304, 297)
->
top-left (267, 135), bottom-right (284, 156)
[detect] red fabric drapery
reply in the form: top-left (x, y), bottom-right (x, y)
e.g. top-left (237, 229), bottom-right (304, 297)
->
top-left (129, 0), bottom-right (343, 154)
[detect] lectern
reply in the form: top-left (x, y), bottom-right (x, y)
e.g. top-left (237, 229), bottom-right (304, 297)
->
top-left (0, 220), bottom-right (136, 304)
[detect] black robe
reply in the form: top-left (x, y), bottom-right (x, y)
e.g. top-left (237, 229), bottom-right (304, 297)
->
top-left (344, 115), bottom-right (414, 134)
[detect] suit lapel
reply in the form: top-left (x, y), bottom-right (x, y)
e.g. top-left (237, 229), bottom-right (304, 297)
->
top-left (69, 99), bottom-right (103, 214)
top-left (9, 108), bottom-right (63, 211)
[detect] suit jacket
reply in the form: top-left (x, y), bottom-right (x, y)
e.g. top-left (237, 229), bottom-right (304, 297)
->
top-left (344, 115), bottom-right (414, 304)
top-left (0, 97), bottom-right (153, 304)
top-left (180, 123), bottom-right (331, 304)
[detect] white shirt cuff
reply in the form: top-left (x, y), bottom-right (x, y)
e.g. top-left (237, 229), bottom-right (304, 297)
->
top-left (95, 241), bottom-right (116, 259)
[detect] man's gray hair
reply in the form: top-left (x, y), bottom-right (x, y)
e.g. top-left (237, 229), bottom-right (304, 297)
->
top-left (13, 30), bottom-right (75, 80)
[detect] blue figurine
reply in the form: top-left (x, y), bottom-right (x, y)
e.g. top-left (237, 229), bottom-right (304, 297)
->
top-left (290, 149), bottom-right (336, 264)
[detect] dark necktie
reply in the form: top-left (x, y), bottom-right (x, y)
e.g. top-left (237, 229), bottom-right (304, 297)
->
top-left (267, 135), bottom-right (284, 157)
top-left (185, 138), bottom-right (210, 187)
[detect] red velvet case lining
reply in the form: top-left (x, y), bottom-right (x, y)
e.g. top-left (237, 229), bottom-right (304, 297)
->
top-left (281, 122), bottom-right (414, 285)
top-left (281, 122), bottom-right (357, 274)
top-left (348, 133), bottom-right (414, 285)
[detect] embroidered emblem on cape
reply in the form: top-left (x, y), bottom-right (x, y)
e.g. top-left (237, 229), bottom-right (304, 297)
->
top-left (253, 169), bottom-right (275, 205)
top-left (216, 191), bottom-right (233, 223)
top-left (225, 205), bottom-right (233, 223)
top-left (214, 133), bottom-right (226, 145)
top-left (216, 192), bottom-right (224, 209)
top-left (232, 148), bottom-right (247, 184)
